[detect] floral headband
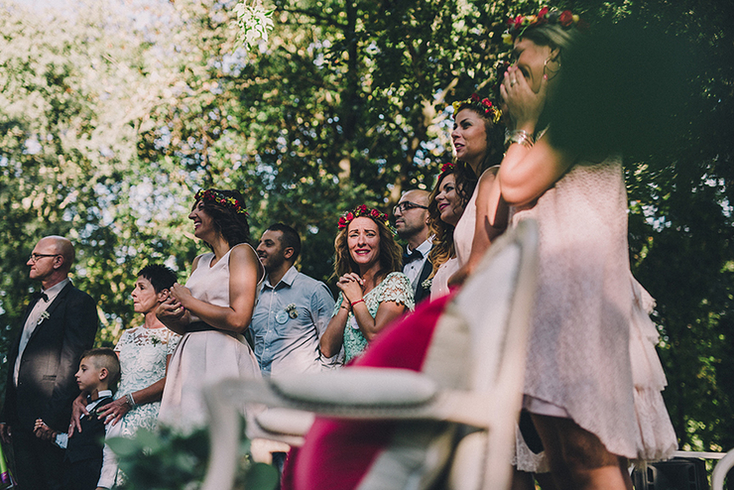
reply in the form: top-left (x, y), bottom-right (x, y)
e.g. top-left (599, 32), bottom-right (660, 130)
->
top-left (503, 7), bottom-right (586, 45)
top-left (195, 189), bottom-right (249, 216)
top-left (452, 94), bottom-right (502, 124)
top-left (338, 204), bottom-right (390, 230)
top-left (439, 162), bottom-right (455, 176)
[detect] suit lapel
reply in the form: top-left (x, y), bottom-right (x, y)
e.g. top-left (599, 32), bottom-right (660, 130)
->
top-left (414, 258), bottom-right (433, 303)
top-left (26, 282), bottom-right (72, 344)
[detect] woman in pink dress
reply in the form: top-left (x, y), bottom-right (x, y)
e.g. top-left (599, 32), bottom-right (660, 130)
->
top-left (427, 163), bottom-right (465, 300)
top-left (156, 189), bottom-right (264, 432)
top-left (483, 8), bottom-right (676, 489)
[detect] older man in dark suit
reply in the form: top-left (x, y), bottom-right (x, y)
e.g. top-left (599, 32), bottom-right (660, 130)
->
top-left (0, 236), bottom-right (98, 490)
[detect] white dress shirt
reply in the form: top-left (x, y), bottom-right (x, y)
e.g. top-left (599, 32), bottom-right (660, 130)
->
top-left (14, 278), bottom-right (70, 386)
top-left (402, 239), bottom-right (432, 294)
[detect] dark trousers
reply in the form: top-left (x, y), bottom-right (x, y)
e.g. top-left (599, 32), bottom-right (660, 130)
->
top-left (63, 457), bottom-right (102, 490)
top-left (12, 429), bottom-right (64, 490)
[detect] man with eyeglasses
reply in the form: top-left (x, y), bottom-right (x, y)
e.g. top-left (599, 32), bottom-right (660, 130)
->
top-left (0, 236), bottom-right (98, 489)
top-left (394, 189), bottom-right (433, 303)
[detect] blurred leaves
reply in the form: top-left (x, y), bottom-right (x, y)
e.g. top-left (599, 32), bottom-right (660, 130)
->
top-left (108, 425), bottom-right (278, 489)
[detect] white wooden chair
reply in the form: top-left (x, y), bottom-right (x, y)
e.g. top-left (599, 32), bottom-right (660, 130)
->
top-left (202, 219), bottom-right (539, 490)
top-left (712, 448), bottom-right (734, 490)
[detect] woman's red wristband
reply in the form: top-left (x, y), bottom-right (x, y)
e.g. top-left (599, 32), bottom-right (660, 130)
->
top-left (351, 299), bottom-right (365, 307)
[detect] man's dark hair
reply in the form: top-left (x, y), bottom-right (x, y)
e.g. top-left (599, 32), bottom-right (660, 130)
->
top-left (137, 264), bottom-right (177, 293)
top-left (266, 223), bottom-right (301, 262)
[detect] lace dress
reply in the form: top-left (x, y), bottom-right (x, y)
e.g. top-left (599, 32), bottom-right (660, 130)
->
top-left (158, 245), bottom-right (263, 432)
top-left (334, 272), bottom-right (414, 362)
top-left (98, 326), bottom-right (180, 488)
top-left (511, 157), bottom-right (676, 460)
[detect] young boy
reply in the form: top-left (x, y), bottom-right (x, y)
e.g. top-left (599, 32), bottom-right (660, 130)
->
top-left (34, 348), bottom-right (120, 490)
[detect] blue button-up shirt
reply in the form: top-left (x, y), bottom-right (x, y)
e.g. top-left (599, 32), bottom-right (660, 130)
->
top-left (250, 266), bottom-right (335, 376)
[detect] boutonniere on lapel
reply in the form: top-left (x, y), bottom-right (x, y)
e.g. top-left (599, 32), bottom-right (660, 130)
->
top-left (275, 304), bottom-right (298, 324)
top-left (421, 278), bottom-right (432, 290)
top-left (37, 310), bottom-right (50, 326)
top-left (285, 304), bottom-right (298, 319)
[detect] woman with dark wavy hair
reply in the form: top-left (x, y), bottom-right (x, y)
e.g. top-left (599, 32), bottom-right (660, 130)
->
top-left (426, 162), bottom-right (466, 300)
top-left (156, 188), bottom-right (263, 432)
top-left (319, 205), bottom-right (413, 363)
top-left (445, 93), bottom-right (507, 286)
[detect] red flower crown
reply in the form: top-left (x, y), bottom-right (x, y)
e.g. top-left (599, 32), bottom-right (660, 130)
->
top-left (452, 94), bottom-right (502, 124)
top-left (439, 162), bottom-right (455, 175)
top-left (195, 189), bottom-right (249, 216)
top-left (338, 204), bottom-right (390, 230)
top-left (503, 7), bottom-right (586, 45)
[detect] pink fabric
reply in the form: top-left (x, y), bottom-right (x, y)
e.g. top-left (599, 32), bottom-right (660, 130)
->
top-left (281, 294), bottom-right (454, 490)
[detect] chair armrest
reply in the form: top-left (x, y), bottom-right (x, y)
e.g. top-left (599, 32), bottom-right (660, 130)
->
top-left (269, 367), bottom-right (438, 406)
top-left (215, 367), bottom-right (498, 428)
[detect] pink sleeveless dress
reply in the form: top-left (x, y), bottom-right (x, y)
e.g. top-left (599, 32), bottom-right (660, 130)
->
top-left (158, 244), bottom-right (263, 432)
top-left (429, 182), bottom-right (476, 300)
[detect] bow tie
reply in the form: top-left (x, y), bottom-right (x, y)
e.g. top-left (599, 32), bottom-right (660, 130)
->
top-left (32, 290), bottom-right (48, 302)
top-left (403, 249), bottom-right (423, 264)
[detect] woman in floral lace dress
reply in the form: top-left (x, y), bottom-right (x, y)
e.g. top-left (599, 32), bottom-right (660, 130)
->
top-left (319, 205), bottom-right (414, 363)
top-left (71, 265), bottom-right (180, 488)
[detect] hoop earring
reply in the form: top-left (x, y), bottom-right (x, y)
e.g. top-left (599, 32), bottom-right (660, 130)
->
top-left (543, 57), bottom-right (561, 80)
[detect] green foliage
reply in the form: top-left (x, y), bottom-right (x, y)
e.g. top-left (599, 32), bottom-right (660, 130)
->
top-left (0, 0), bottom-right (732, 457)
top-left (107, 426), bottom-right (278, 490)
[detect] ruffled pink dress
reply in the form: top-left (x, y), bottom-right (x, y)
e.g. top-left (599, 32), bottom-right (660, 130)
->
top-left (510, 157), bottom-right (676, 461)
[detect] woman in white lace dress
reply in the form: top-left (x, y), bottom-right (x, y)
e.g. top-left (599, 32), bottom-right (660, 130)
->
top-left (71, 265), bottom-right (181, 489)
top-left (320, 205), bottom-right (414, 363)
top-left (156, 189), bottom-right (263, 432)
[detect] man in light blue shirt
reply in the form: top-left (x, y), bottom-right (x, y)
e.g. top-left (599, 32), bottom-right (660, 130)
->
top-left (251, 224), bottom-right (336, 376)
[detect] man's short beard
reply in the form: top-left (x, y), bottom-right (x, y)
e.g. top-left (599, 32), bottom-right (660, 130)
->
top-left (396, 223), bottom-right (423, 240)
top-left (264, 253), bottom-right (286, 272)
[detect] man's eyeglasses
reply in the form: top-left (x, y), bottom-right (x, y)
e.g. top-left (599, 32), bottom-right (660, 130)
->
top-left (393, 201), bottom-right (428, 215)
top-left (28, 253), bottom-right (60, 263)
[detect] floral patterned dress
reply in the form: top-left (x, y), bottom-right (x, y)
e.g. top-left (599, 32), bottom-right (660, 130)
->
top-left (334, 272), bottom-right (414, 362)
top-left (98, 326), bottom-right (180, 487)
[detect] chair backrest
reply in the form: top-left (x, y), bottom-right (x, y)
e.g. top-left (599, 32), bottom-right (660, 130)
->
top-left (712, 449), bottom-right (734, 490)
top-left (345, 219), bottom-right (539, 490)
top-left (422, 219), bottom-right (539, 490)
top-left (200, 219), bottom-right (539, 490)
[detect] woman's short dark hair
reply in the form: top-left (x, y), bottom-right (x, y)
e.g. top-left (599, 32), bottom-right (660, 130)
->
top-left (137, 264), bottom-right (177, 293)
top-left (195, 189), bottom-right (252, 248)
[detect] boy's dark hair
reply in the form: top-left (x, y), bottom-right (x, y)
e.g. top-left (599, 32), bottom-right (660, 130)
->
top-left (137, 264), bottom-right (177, 293)
top-left (81, 348), bottom-right (121, 390)
top-left (266, 223), bottom-right (301, 262)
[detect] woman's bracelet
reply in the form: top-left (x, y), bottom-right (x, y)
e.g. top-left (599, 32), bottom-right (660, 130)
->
top-left (505, 129), bottom-right (534, 149)
top-left (351, 299), bottom-right (365, 307)
top-left (126, 393), bottom-right (136, 408)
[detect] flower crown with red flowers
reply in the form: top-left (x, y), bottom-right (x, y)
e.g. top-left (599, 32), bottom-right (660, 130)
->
top-left (338, 204), bottom-right (390, 230)
top-left (439, 162), bottom-right (455, 176)
top-left (452, 94), bottom-right (502, 124)
top-left (195, 189), bottom-right (249, 216)
top-left (503, 7), bottom-right (586, 45)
